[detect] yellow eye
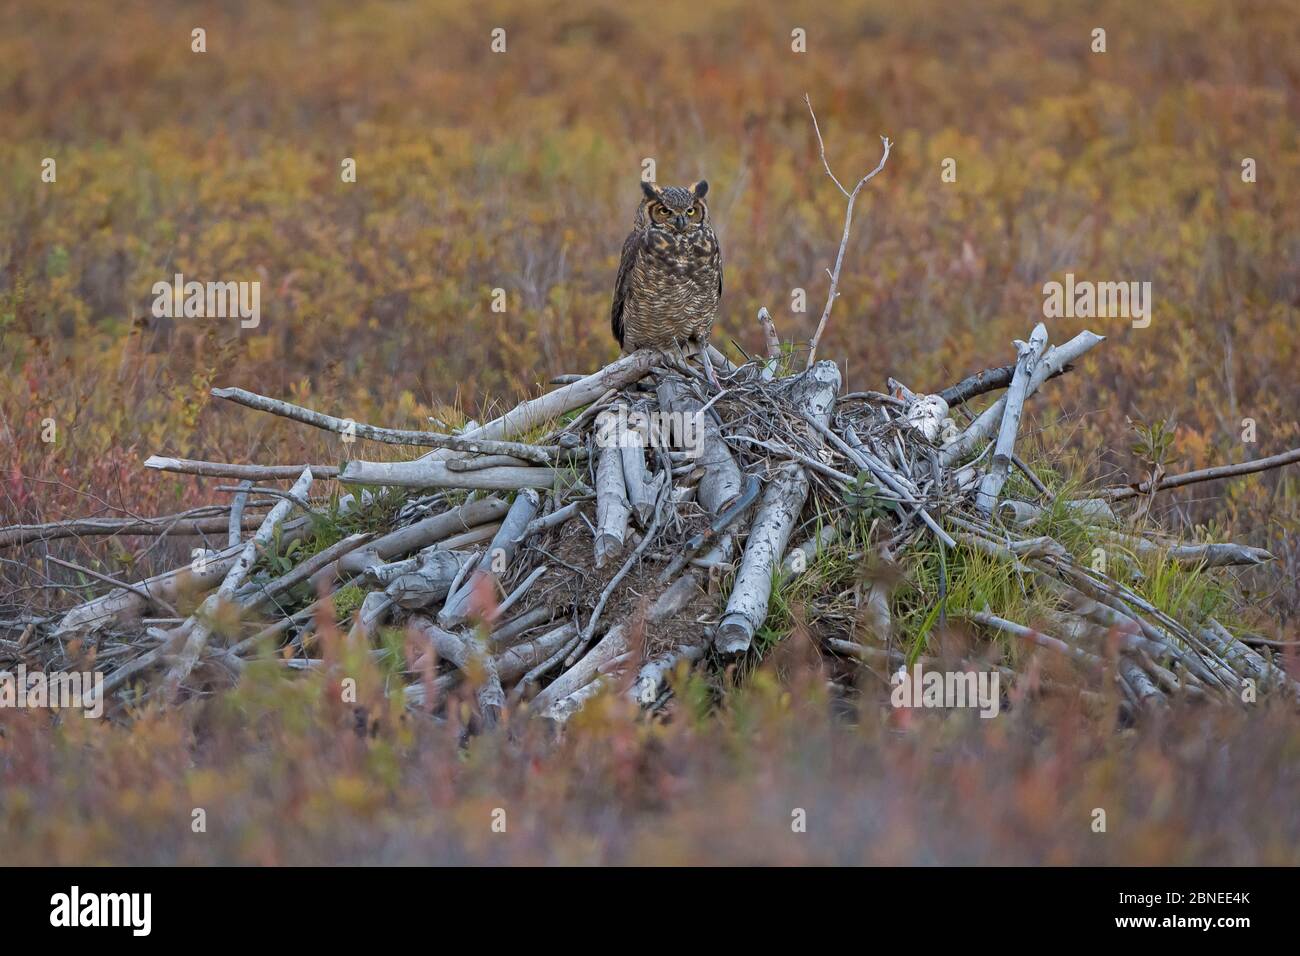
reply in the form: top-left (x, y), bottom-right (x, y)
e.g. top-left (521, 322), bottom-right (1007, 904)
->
top-left (686, 207), bottom-right (698, 217)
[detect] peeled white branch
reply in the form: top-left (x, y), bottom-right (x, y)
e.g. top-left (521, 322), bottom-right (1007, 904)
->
top-left (509, 628), bottom-right (584, 702)
top-left (53, 518), bottom-right (312, 637)
top-left (384, 550), bottom-right (470, 609)
top-left (716, 361), bottom-right (841, 654)
top-left (997, 498), bottom-right (1116, 527)
top-left (145, 456), bottom-right (339, 480)
top-left (941, 330), bottom-right (1105, 467)
top-left (409, 616), bottom-right (505, 725)
top-left (496, 622), bottom-right (580, 684)
top-left (757, 307), bottom-right (781, 380)
top-left (962, 609), bottom-right (1104, 670)
top-left (1200, 619), bottom-right (1300, 699)
top-left (975, 323), bottom-right (1048, 515)
top-left (211, 386), bottom-right (561, 464)
top-left (594, 413), bottom-right (632, 568)
top-left (780, 526), bottom-right (837, 577)
top-left (619, 416), bottom-right (658, 527)
top-left (311, 496), bottom-right (509, 589)
top-left (490, 606), bottom-right (556, 650)
top-left (227, 480), bottom-right (253, 547)
top-left (1118, 656), bottom-right (1166, 709)
top-left (436, 523), bottom-right (503, 552)
top-left (439, 489), bottom-right (540, 628)
top-left (1103, 531), bottom-right (1274, 568)
top-left (338, 458), bottom-right (564, 490)
top-left (757, 307), bottom-right (782, 361)
top-left (466, 349), bottom-right (660, 446)
top-left (445, 454), bottom-right (532, 471)
top-left (516, 500), bottom-right (583, 543)
top-left (630, 640), bottom-right (708, 706)
top-left (348, 592), bottom-right (394, 644)
top-left (546, 675), bottom-right (620, 723)
top-left (657, 375), bottom-right (741, 513)
top-left (163, 467), bottom-right (315, 698)
top-left (496, 564), bottom-right (547, 618)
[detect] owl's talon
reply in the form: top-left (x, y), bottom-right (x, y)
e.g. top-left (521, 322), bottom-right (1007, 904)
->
top-left (702, 351), bottom-right (720, 389)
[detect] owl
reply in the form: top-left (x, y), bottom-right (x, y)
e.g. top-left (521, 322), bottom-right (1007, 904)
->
top-left (611, 179), bottom-right (722, 383)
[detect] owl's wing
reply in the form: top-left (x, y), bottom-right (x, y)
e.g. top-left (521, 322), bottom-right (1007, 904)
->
top-left (611, 230), bottom-right (640, 349)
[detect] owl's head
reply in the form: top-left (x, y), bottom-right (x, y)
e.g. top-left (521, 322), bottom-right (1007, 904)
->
top-left (639, 180), bottom-right (710, 234)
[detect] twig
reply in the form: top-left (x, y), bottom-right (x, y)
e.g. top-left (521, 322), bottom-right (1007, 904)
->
top-left (757, 307), bottom-right (781, 380)
top-left (1012, 453), bottom-right (1052, 499)
top-left (960, 609), bottom-right (1105, 669)
top-left (496, 565), bottom-right (547, 618)
top-left (509, 626), bottom-right (582, 704)
top-left (836, 422), bottom-right (957, 549)
top-left (658, 474), bottom-right (761, 582)
top-left (44, 555), bottom-right (181, 618)
top-left (804, 94), bottom-right (892, 369)
top-left (216, 484), bottom-right (314, 512)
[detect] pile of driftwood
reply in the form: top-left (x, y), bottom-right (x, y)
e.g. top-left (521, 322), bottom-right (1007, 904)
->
top-left (9, 101), bottom-right (1300, 724)
top-left (7, 321), bottom-right (1300, 725)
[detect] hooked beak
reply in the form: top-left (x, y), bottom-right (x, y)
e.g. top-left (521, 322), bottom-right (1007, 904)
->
top-left (673, 215), bottom-right (687, 230)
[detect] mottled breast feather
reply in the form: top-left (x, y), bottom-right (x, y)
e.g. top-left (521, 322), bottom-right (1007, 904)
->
top-left (611, 214), bottom-right (722, 353)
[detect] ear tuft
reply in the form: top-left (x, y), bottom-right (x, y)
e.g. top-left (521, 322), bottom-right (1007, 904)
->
top-left (641, 180), bottom-right (658, 200)
top-left (691, 179), bottom-right (709, 198)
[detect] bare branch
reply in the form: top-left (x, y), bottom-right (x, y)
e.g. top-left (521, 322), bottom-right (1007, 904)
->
top-left (804, 94), bottom-right (892, 369)
top-left (1099, 447), bottom-right (1300, 502)
top-left (212, 386), bottom-right (563, 465)
top-left (805, 94), bottom-right (851, 199)
top-left (0, 504), bottom-right (273, 549)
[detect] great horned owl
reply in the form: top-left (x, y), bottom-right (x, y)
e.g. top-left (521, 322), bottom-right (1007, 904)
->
top-left (611, 179), bottom-right (722, 382)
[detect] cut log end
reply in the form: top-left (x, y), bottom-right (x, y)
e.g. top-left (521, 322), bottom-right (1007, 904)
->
top-left (714, 615), bottom-right (755, 656)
